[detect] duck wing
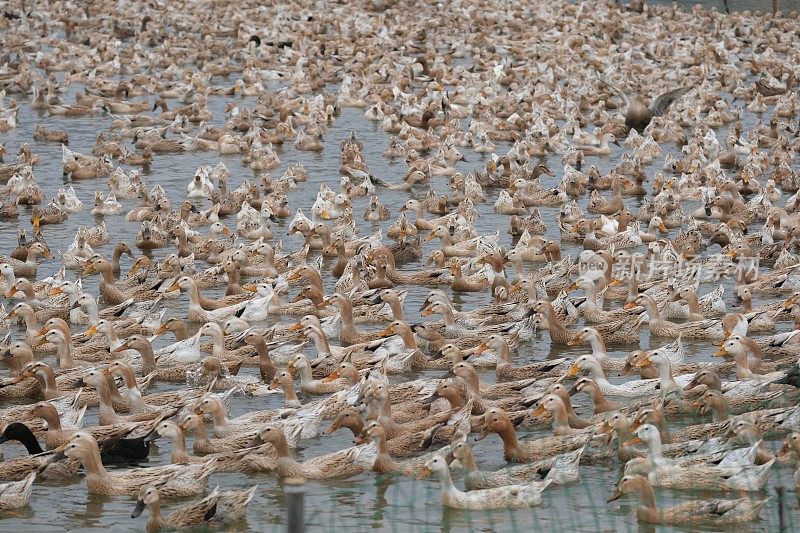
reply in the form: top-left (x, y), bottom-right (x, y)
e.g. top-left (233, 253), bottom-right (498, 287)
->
top-left (649, 87), bottom-right (692, 117)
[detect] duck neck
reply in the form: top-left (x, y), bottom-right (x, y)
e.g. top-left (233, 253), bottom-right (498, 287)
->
top-left (641, 299), bottom-right (661, 321)
top-left (683, 293), bottom-right (702, 317)
top-left (497, 424), bottom-right (521, 461)
top-left (386, 298), bottom-right (405, 321)
top-left (295, 363), bottom-right (314, 385)
top-left (167, 431), bottom-right (190, 463)
top-left (586, 332), bottom-right (607, 359)
top-left (81, 447), bottom-right (110, 478)
top-left (40, 408), bottom-right (63, 432)
top-left (588, 386), bottom-right (615, 413)
top-left (208, 406), bottom-right (230, 433)
top-left (35, 368), bottom-right (59, 398)
top-left (136, 342), bottom-right (157, 375)
top-left (55, 337), bottom-right (75, 369)
top-left (712, 400), bottom-right (729, 422)
top-left (271, 434), bottom-right (291, 458)
top-left (94, 378), bottom-right (119, 424)
top-left (309, 331), bottom-right (332, 357)
top-left (281, 376), bottom-right (300, 404)
top-left (397, 327), bottom-right (417, 350)
top-left (634, 481), bottom-right (657, 510)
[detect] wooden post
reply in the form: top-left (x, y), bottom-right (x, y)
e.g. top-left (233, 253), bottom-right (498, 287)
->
top-left (285, 477), bottom-right (306, 533)
top-left (722, 0), bottom-right (730, 14)
top-left (777, 486), bottom-right (786, 531)
top-left (772, 0), bottom-right (778, 15)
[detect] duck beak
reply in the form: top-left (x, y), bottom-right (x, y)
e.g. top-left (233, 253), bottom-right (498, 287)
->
top-left (607, 489), bottom-right (624, 503)
top-left (31, 335), bottom-right (48, 348)
top-left (153, 324), bottom-right (168, 336)
top-left (565, 363), bottom-right (580, 378)
top-left (566, 282), bottom-right (578, 292)
top-left (419, 466), bottom-right (431, 478)
top-left (567, 384), bottom-right (580, 396)
top-left (426, 232), bottom-right (436, 241)
top-left (42, 249), bottom-right (55, 259)
top-left (420, 308), bottom-right (434, 317)
top-left (531, 404), bottom-right (546, 417)
top-left (166, 282), bottom-right (180, 292)
top-left (608, 279), bottom-right (622, 287)
top-left (82, 264), bottom-right (97, 275)
top-left (713, 346), bottom-right (728, 357)
top-left (658, 222), bottom-right (668, 233)
top-left (323, 370), bottom-right (340, 383)
top-left (634, 355), bottom-right (652, 368)
top-left (287, 271), bottom-right (301, 282)
top-left (131, 499), bottom-right (146, 519)
top-left (4, 287), bottom-right (17, 298)
top-left (49, 287), bottom-right (63, 296)
top-left (242, 284), bottom-right (257, 292)
top-left (221, 227), bottom-right (233, 237)
top-left (287, 322), bottom-right (303, 333)
top-left (268, 379), bottom-right (281, 390)
top-left (623, 436), bottom-right (641, 447)
top-left (509, 283), bottom-right (520, 293)
top-left (727, 249), bottom-right (737, 258)
top-left (567, 333), bottom-right (583, 346)
top-left (623, 301), bottom-right (638, 310)
top-left (783, 296), bottom-right (798, 309)
top-left (474, 343), bottom-right (488, 354)
top-left (84, 325), bottom-right (98, 336)
top-left (113, 341), bottom-right (130, 353)
top-left (4, 310), bottom-right (16, 319)
top-left (377, 326), bottom-right (394, 338)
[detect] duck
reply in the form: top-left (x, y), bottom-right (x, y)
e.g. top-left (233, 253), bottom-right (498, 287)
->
top-left (607, 475), bottom-right (768, 525)
top-left (247, 426), bottom-right (374, 480)
top-left (477, 408), bottom-right (590, 463)
top-left (51, 433), bottom-right (216, 497)
top-left (421, 455), bottom-right (550, 509)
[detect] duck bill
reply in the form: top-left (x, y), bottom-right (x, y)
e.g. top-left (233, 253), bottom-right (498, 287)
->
top-left (242, 284), bottom-right (258, 292)
top-left (31, 335), bottom-right (49, 348)
top-left (419, 466), bottom-right (431, 478)
top-left (131, 499), bottom-right (146, 518)
top-left (623, 301), bottom-right (638, 310)
top-left (531, 404), bottom-right (547, 417)
top-left (153, 324), bottom-right (168, 336)
top-left (166, 283), bottom-right (180, 292)
top-left (425, 232), bottom-right (436, 241)
top-left (474, 343), bottom-right (488, 354)
top-left (287, 322), bottom-right (304, 333)
top-left (84, 325), bottom-right (98, 336)
top-left (4, 310), bottom-right (16, 320)
top-left (607, 489), bottom-right (624, 503)
top-left (608, 279), bottom-right (622, 287)
top-left (322, 370), bottom-right (340, 383)
top-left (475, 428), bottom-right (490, 441)
top-left (622, 436), bottom-right (641, 447)
top-left (377, 327), bottom-right (394, 338)
top-left (658, 223), bottom-right (668, 233)
top-left (634, 356), bottom-right (652, 368)
top-left (713, 347), bottom-right (727, 357)
top-left (565, 363), bottom-right (580, 378)
top-left (82, 264), bottom-right (97, 275)
top-left (565, 282), bottom-right (578, 292)
top-left (783, 296), bottom-right (797, 309)
top-left (287, 271), bottom-right (301, 282)
top-left (113, 341), bottom-right (131, 353)
top-left (420, 308), bottom-right (433, 317)
top-left (4, 287), bottom-right (17, 298)
top-left (566, 334), bottom-right (583, 346)
top-left (567, 384), bottom-right (580, 396)
top-left (508, 283), bottom-right (520, 293)
top-left (353, 435), bottom-right (366, 445)
top-left (49, 287), bottom-right (64, 296)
